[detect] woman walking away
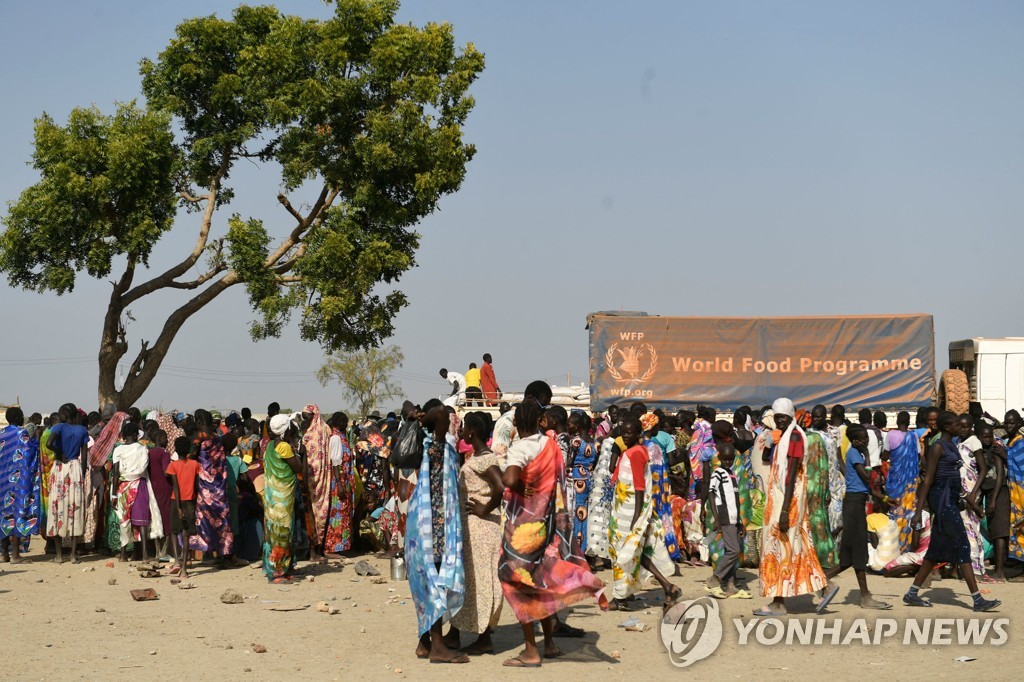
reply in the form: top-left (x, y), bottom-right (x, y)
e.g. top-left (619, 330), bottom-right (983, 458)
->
top-left (449, 412), bottom-right (504, 655)
top-left (324, 412), bottom-right (355, 556)
top-left (0, 407), bottom-right (41, 563)
top-left (499, 398), bottom-right (607, 668)
top-left (406, 405), bottom-right (467, 664)
top-left (608, 416), bottom-right (680, 611)
top-left (263, 415), bottom-right (303, 583)
top-left (903, 411), bottom-right (1000, 611)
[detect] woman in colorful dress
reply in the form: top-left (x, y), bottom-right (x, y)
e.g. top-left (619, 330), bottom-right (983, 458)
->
top-left (324, 412), bottom-right (355, 555)
top-left (955, 415), bottom-right (987, 577)
top-left (191, 410), bottom-right (234, 564)
top-left (754, 398), bottom-right (828, 617)
top-left (301, 403), bottom-right (332, 563)
top-left (608, 415), bottom-right (680, 611)
top-left (566, 412), bottom-right (597, 553)
top-left (1003, 410), bottom-right (1024, 566)
top-left (111, 421), bottom-right (163, 562)
top-left (263, 415), bottom-right (302, 583)
top-left (0, 407), bottom-right (40, 563)
top-left (449, 412), bottom-right (504, 655)
top-left (902, 411), bottom-right (1000, 611)
top-left (804, 422), bottom-right (837, 570)
top-left (586, 432), bottom-right (616, 567)
top-left (499, 397), bottom-right (606, 668)
top-left (406, 403), bottom-right (466, 665)
top-left (45, 404), bottom-right (89, 563)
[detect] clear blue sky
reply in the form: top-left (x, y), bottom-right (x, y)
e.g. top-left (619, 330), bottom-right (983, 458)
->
top-left (1, 1), bottom-right (1022, 414)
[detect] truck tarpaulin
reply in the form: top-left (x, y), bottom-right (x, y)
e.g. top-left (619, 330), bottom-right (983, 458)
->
top-left (588, 313), bottom-right (935, 411)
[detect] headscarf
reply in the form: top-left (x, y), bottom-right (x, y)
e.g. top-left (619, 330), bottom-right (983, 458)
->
top-left (155, 412), bottom-right (185, 458)
top-left (795, 409), bottom-right (812, 429)
top-left (91, 412), bottom-right (128, 467)
top-left (301, 403), bottom-right (332, 537)
top-left (270, 414), bottom-right (294, 438)
top-left (760, 409), bottom-right (776, 431)
top-left (640, 413), bottom-right (659, 432)
top-left (771, 398), bottom-right (795, 419)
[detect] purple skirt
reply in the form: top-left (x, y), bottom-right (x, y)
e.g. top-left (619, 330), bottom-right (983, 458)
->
top-left (131, 482), bottom-right (152, 527)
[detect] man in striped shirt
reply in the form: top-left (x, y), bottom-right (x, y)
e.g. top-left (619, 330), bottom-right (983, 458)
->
top-left (706, 443), bottom-right (748, 598)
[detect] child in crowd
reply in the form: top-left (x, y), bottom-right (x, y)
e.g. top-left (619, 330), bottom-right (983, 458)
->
top-left (166, 435), bottom-right (200, 579)
top-left (818, 425), bottom-right (893, 611)
top-left (705, 443), bottom-right (749, 598)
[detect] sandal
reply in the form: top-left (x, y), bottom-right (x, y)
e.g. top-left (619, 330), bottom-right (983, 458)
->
top-left (430, 653), bottom-right (470, 664)
top-left (816, 584), bottom-right (841, 614)
top-left (728, 589), bottom-right (753, 600)
top-left (704, 585), bottom-right (728, 599)
top-left (978, 574), bottom-right (998, 584)
top-left (503, 655), bottom-right (541, 668)
top-left (544, 647), bottom-right (565, 659)
top-left (752, 606), bottom-right (787, 617)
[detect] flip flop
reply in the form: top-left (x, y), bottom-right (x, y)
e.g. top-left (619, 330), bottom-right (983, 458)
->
top-left (728, 589), bottom-right (753, 600)
top-left (503, 656), bottom-right (541, 668)
top-left (544, 648), bottom-right (565, 659)
top-left (431, 653), bottom-right (470, 664)
top-left (271, 577), bottom-right (293, 584)
top-left (752, 606), bottom-right (787, 617)
top-left (816, 584), bottom-right (841, 614)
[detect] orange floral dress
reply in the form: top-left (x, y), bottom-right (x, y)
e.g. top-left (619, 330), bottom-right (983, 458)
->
top-left (759, 425), bottom-right (827, 599)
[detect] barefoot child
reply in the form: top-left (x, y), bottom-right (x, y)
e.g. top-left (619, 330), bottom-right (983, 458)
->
top-left (818, 425), bottom-right (892, 611)
top-left (166, 436), bottom-right (200, 578)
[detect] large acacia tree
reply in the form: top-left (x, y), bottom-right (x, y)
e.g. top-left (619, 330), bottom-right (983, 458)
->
top-left (0, 0), bottom-right (483, 409)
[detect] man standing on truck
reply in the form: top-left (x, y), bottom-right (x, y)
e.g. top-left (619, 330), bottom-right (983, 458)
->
top-left (480, 354), bottom-right (501, 406)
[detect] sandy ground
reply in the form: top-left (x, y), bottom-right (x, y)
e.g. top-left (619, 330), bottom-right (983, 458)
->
top-left (0, 547), bottom-right (1018, 681)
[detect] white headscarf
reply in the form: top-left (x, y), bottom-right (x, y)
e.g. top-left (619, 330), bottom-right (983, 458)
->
top-left (270, 413), bottom-right (295, 437)
top-left (770, 398), bottom-right (804, 496)
top-left (771, 398), bottom-right (795, 419)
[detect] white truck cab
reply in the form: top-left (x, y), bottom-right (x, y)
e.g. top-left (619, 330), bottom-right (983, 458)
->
top-left (943, 338), bottom-right (1024, 417)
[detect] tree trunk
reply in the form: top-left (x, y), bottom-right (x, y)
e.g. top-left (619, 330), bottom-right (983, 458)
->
top-left (96, 271), bottom-right (238, 411)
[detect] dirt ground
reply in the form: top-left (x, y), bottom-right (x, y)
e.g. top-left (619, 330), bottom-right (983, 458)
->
top-left (0, 547), bottom-right (1017, 681)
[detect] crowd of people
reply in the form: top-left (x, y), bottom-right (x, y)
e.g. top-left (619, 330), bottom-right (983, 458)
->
top-left (1, 380), bottom-right (1023, 667)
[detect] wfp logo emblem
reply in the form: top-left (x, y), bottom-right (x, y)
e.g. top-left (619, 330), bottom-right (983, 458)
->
top-left (605, 342), bottom-right (658, 384)
top-left (660, 598), bottom-right (723, 668)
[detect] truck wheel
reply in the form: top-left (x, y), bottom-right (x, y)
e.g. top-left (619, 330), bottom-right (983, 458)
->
top-left (939, 369), bottom-right (969, 414)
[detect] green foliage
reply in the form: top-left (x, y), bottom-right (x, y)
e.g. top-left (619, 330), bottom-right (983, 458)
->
top-left (0, 103), bottom-right (178, 293)
top-left (317, 344), bottom-right (404, 417)
top-left (1, 1), bottom-right (483, 406)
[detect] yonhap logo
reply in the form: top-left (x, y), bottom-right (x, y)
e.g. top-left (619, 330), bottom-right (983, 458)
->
top-left (660, 597), bottom-right (724, 668)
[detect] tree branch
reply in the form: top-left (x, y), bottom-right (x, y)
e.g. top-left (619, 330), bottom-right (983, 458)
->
top-left (277, 193), bottom-right (305, 224)
top-left (178, 189), bottom-right (207, 204)
top-left (265, 186), bottom-right (339, 268)
top-left (122, 149), bottom-right (232, 306)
